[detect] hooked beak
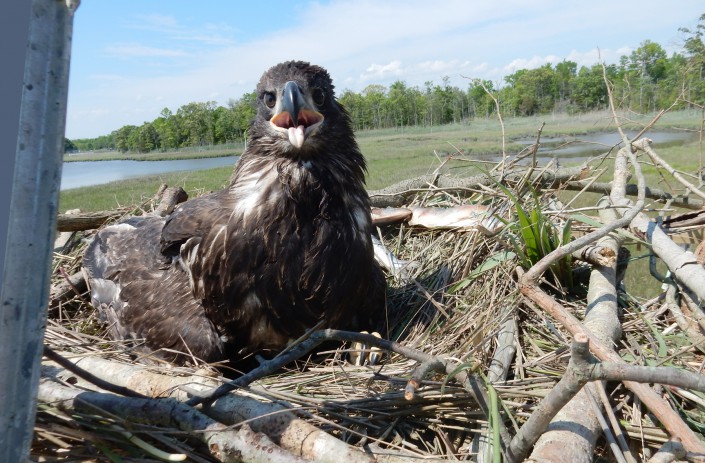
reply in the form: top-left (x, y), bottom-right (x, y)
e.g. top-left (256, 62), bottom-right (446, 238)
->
top-left (270, 81), bottom-right (324, 148)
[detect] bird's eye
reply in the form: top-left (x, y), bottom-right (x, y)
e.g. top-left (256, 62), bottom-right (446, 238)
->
top-left (263, 92), bottom-right (276, 109)
top-left (312, 88), bottom-right (325, 107)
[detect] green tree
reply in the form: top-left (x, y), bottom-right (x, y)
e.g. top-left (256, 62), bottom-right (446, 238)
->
top-left (228, 92), bottom-right (256, 141)
top-left (213, 106), bottom-right (234, 144)
top-left (154, 108), bottom-right (182, 150)
top-left (555, 60), bottom-right (577, 103)
top-left (622, 40), bottom-right (668, 111)
top-left (505, 64), bottom-right (558, 115)
top-left (113, 125), bottom-right (137, 152)
top-left (362, 84), bottom-right (387, 129)
top-left (468, 80), bottom-right (495, 118)
top-left (571, 64), bottom-right (612, 111)
top-left (387, 80), bottom-right (411, 127)
top-left (177, 101), bottom-right (217, 146)
top-left (406, 86), bottom-right (427, 126)
top-left (134, 122), bottom-right (159, 153)
top-left (64, 138), bottom-right (77, 153)
top-left (680, 13), bottom-right (705, 105)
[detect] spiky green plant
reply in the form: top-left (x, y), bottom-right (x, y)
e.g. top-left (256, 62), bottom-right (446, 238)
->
top-left (497, 182), bottom-right (574, 290)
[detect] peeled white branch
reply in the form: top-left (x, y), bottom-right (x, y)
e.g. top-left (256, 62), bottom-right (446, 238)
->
top-left (519, 140), bottom-right (705, 455)
top-left (639, 138), bottom-right (705, 201)
top-left (529, 204), bottom-right (624, 463)
top-left (38, 378), bottom-right (307, 463)
top-left (627, 141), bottom-right (705, 304)
top-left (43, 355), bottom-right (375, 463)
top-left (647, 440), bottom-right (686, 463)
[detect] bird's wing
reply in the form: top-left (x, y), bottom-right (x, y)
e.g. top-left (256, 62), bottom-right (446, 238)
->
top-left (83, 214), bottom-right (226, 362)
top-left (160, 189), bottom-right (235, 256)
top-left (83, 215), bottom-right (166, 282)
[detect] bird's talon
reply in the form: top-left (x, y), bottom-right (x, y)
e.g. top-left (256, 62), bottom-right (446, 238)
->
top-left (349, 331), bottom-right (382, 366)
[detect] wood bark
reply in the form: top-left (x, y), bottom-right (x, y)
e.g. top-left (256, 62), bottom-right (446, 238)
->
top-left (43, 355), bottom-right (376, 463)
top-left (519, 141), bottom-right (705, 457)
top-left (529, 205), bottom-right (624, 463)
top-left (563, 180), bottom-right (704, 211)
top-left (38, 378), bottom-right (308, 463)
top-left (647, 440), bottom-right (687, 463)
top-left (570, 243), bottom-right (617, 267)
top-left (56, 209), bottom-right (128, 231)
top-left (56, 185), bottom-right (188, 232)
top-left (367, 165), bottom-right (590, 207)
top-left (48, 270), bottom-right (87, 312)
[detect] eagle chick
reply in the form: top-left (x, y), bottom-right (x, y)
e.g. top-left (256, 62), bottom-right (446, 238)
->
top-left (83, 61), bottom-right (386, 365)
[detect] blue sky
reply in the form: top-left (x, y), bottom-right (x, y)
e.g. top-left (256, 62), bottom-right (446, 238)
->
top-left (66, 1), bottom-right (703, 139)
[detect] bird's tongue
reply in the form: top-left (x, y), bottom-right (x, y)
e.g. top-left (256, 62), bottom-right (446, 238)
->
top-left (288, 125), bottom-right (306, 148)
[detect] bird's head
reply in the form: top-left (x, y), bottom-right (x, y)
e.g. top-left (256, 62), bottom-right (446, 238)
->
top-left (252, 61), bottom-right (350, 156)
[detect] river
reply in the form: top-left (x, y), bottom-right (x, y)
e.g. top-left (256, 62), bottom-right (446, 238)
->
top-left (61, 156), bottom-right (238, 190)
top-left (514, 130), bottom-right (694, 162)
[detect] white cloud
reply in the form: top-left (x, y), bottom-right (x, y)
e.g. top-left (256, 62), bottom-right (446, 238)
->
top-left (132, 14), bottom-right (180, 31)
top-left (128, 13), bottom-right (236, 47)
top-left (504, 55), bottom-right (561, 74)
top-left (417, 60), bottom-right (471, 74)
top-left (105, 43), bottom-right (186, 58)
top-left (360, 61), bottom-right (405, 81)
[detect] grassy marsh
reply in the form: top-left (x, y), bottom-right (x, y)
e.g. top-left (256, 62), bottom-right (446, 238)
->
top-left (60, 109), bottom-right (704, 213)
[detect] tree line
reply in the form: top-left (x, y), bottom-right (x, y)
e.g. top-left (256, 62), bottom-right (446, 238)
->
top-left (70, 14), bottom-right (705, 154)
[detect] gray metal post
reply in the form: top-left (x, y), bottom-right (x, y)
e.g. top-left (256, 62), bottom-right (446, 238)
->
top-left (0, 1), bottom-right (79, 461)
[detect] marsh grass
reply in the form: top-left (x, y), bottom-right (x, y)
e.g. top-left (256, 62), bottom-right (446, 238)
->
top-left (60, 109), bottom-right (704, 212)
top-left (60, 166), bottom-right (234, 212)
top-left (64, 142), bottom-right (245, 162)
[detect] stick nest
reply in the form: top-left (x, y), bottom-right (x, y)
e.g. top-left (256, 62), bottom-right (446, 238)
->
top-left (37, 166), bottom-right (704, 462)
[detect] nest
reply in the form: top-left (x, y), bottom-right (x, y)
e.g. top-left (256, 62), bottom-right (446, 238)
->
top-left (37, 165), bottom-right (704, 462)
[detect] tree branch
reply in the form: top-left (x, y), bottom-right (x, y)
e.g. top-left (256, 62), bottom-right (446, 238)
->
top-left (38, 378), bottom-right (308, 463)
top-left (43, 353), bottom-right (377, 463)
top-left (528, 199), bottom-right (626, 463)
top-left (508, 334), bottom-right (705, 462)
top-left (518, 118), bottom-right (705, 455)
top-left (563, 180), bottom-right (704, 211)
top-left (367, 165), bottom-right (590, 207)
top-left (639, 138), bottom-right (705, 201)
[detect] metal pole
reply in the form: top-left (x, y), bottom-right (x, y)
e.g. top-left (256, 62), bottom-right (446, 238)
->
top-left (0, 1), bottom-right (79, 461)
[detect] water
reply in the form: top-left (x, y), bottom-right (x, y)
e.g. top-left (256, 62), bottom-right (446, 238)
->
top-left (61, 156), bottom-right (238, 190)
top-left (514, 130), bottom-right (694, 163)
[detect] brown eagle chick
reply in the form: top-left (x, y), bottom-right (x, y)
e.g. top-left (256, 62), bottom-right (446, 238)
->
top-left (83, 61), bottom-right (386, 365)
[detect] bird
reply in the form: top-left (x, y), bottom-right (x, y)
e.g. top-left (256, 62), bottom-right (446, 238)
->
top-left (82, 60), bottom-right (387, 366)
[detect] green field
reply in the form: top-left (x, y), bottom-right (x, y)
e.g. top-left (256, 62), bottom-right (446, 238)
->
top-left (59, 109), bottom-right (704, 213)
